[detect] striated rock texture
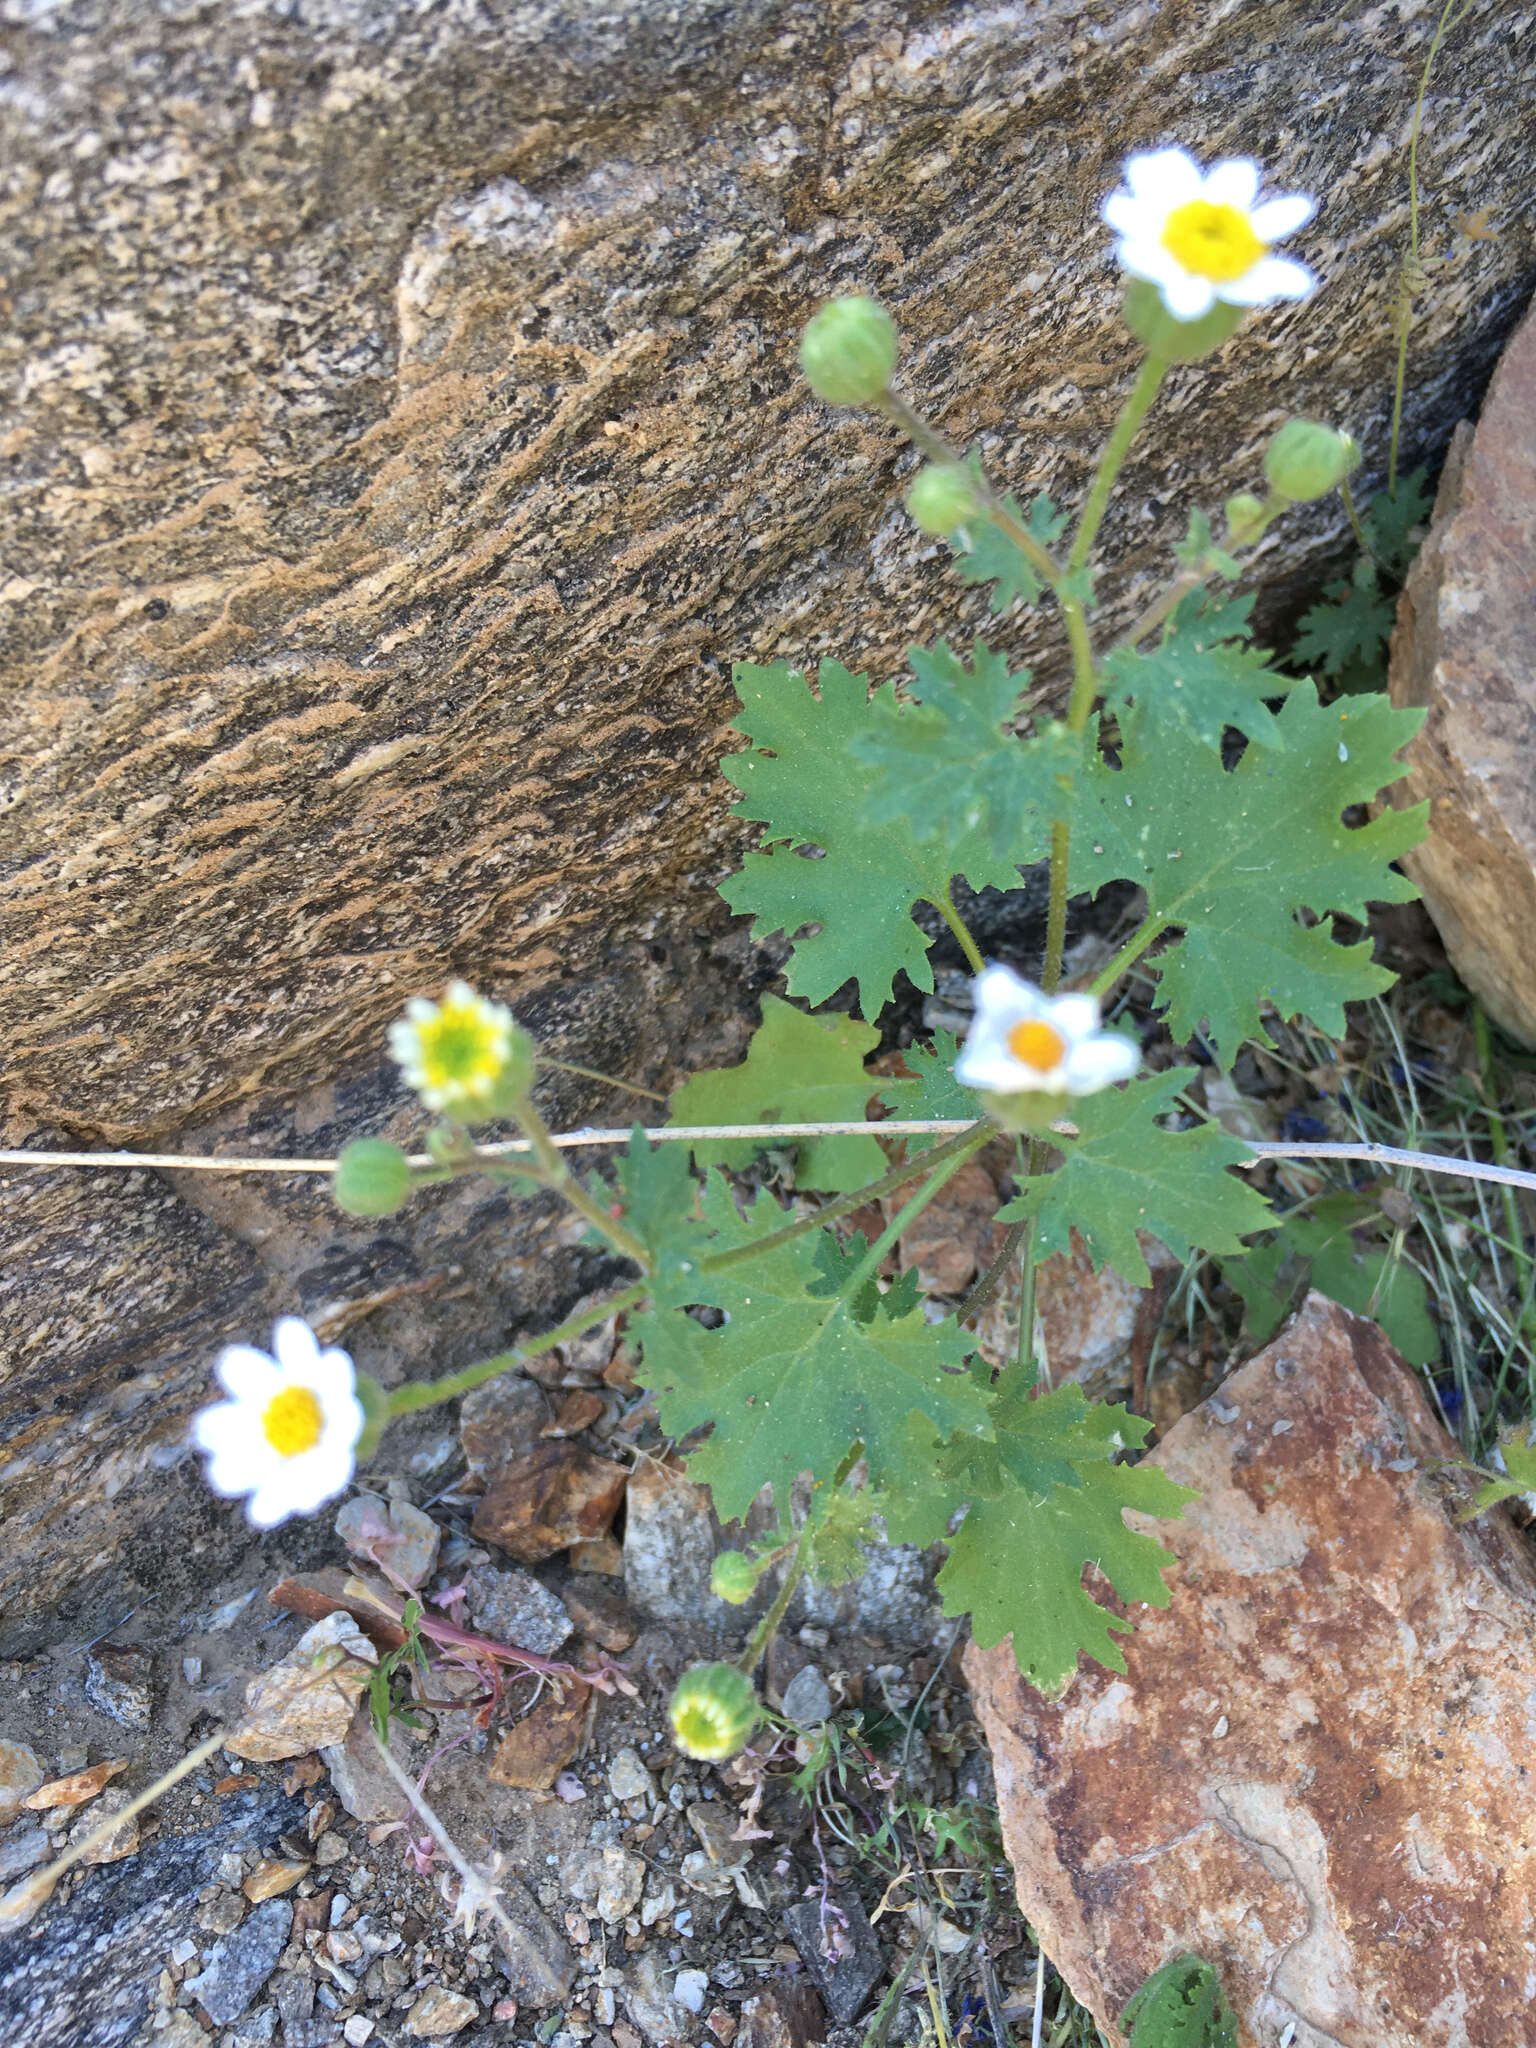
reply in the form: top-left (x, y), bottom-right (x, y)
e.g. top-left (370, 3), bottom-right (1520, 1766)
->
top-left (1387, 300), bottom-right (1536, 1045)
top-left (966, 1295), bottom-right (1536, 2048)
top-left (2, 0), bottom-right (1534, 1649)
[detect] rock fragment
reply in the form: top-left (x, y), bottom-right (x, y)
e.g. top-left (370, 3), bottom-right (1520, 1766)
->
top-left (487, 1682), bottom-right (592, 1789)
top-left (623, 1460), bottom-right (720, 1622)
top-left (779, 1665), bottom-right (832, 1727)
top-left (565, 1844), bottom-right (646, 1924)
top-left (82, 1643), bottom-right (155, 1730)
top-left (23, 1757), bottom-right (128, 1812)
top-left (335, 1490), bottom-right (442, 1588)
top-left (242, 1856), bottom-right (310, 1901)
top-left (784, 1896), bottom-right (883, 2024)
top-left (459, 1378), bottom-right (551, 1487)
top-left (403, 1986), bottom-right (479, 2037)
top-left (967, 1293), bottom-right (1536, 2047)
top-left (67, 1786), bottom-right (140, 1865)
top-left (737, 1981), bottom-right (827, 2048)
top-left (563, 1579), bottom-right (637, 1651)
top-left (606, 1746), bottom-right (653, 1802)
top-left (1386, 299), bottom-right (1536, 1046)
top-left (0, 1738), bottom-right (43, 1822)
top-left (624, 1952), bottom-right (698, 2044)
top-left (463, 1565), bottom-right (572, 1654)
top-left (186, 1897), bottom-right (294, 2025)
top-left (321, 1711), bottom-right (415, 1825)
top-left (225, 1611), bottom-right (377, 1763)
top-left (472, 1443), bottom-right (627, 1562)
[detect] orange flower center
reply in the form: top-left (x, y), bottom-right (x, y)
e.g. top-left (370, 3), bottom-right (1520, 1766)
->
top-left (1161, 200), bottom-right (1265, 283)
top-left (1007, 1020), bottom-right (1066, 1073)
top-left (262, 1386), bottom-right (325, 1459)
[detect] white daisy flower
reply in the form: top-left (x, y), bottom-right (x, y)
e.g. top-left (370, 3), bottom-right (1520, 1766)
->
top-left (1103, 147), bottom-right (1316, 322)
top-left (388, 979), bottom-right (517, 1116)
top-left (955, 966), bottom-right (1140, 1098)
top-left (192, 1318), bottom-right (365, 1528)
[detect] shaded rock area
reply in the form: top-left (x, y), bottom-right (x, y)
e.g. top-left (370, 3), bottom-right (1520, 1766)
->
top-left (0, 1778), bottom-right (306, 2048)
top-left (966, 1294), bottom-right (1536, 2048)
top-left (1387, 297), bottom-right (1536, 1046)
top-left (3, 0), bottom-right (1536, 1652)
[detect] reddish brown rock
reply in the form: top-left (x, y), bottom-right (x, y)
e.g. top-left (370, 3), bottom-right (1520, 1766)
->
top-left (1387, 301), bottom-right (1536, 1045)
top-left (472, 1443), bottom-right (627, 1563)
top-left (887, 1159), bottom-right (1007, 1296)
top-left (487, 1683), bottom-right (593, 1791)
top-left (966, 1294), bottom-right (1536, 2048)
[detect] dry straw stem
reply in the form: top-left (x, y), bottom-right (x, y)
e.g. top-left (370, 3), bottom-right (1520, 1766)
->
top-left (4, 1127), bottom-right (1536, 1195)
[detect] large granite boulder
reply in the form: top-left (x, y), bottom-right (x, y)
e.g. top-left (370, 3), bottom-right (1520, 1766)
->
top-left (2, 0), bottom-right (1533, 1650)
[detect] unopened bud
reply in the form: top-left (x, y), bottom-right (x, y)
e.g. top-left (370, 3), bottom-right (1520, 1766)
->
top-left (905, 464), bottom-right (981, 536)
top-left (799, 297), bottom-right (898, 407)
top-left (710, 1552), bottom-right (760, 1605)
top-left (668, 1662), bottom-right (761, 1761)
top-left (1223, 492), bottom-right (1268, 547)
top-left (333, 1138), bottom-right (413, 1219)
top-left (1264, 420), bottom-right (1360, 502)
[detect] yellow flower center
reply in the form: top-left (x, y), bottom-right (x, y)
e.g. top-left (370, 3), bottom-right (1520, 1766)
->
top-left (262, 1386), bottom-right (325, 1459)
top-left (1007, 1020), bottom-right (1066, 1073)
top-left (419, 1002), bottom-right (506, 1096)
top-left (1161, 200), bottom-right (1265, 283)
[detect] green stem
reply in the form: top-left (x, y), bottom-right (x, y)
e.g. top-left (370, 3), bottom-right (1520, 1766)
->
top-left (927, 883), bottom-right (986, 974)
top-left (1339, 478), bottom-right (1378, 571)
top-left (1040, 599), bottom-right (1102, 993)
top-left (738, 1522), bottom-right (813, 1676)
top-left (1089, 914), bottom-right (1171, 1002)
top-left (700, 1122), bottom-right (990, 1275)
top-left (1067, 354), bottom-right (1170, 577)
top-left (542, 1056), bottom-right (668, 1104)
top-left (1013, 1207), bottom-right (1040, 1392)
top-left (512, 1089), bottom-right (652, 1270)
top-left (877, 393), bottom-right (1064, 596)
top-left (370, 1277), bottom-right (651, 1441)
top-left (837, 1130), bottom-right (994, 1303)
top-left (958, 1218), bottom-right (1029, 1326)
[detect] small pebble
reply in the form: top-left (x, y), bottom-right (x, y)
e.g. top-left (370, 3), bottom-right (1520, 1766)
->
top-left (674, 1970), bottom-right (709, 2014)
top-left (244, 1856), bottom-right (310, 1901)
top-left (403, 1985), bottom-right (479, 2037)
top-left (607, 1748), bottom-right (653, 1803)
top-left (343, 2019), bottom-right (376, 2046)
top-left (182, 1655), bottom-right (204, 1685)
top-left (312, 1830), bottom-right (349, 1866)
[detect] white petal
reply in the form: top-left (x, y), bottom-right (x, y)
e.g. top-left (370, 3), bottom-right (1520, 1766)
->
top-left (1217, 255), bottom-right (1314, 306)
top-left (214, 1344), bottom-right (278, 1404)
top-left (1250, 193), bottom-right (1316, 242)
top-left (445, 979), bottom-right (476, 1006)
top-left (1048, 994), bottom-right (1103, 1043)
top-left (971, 963), bottom-right (1041, 1014)
top-left (1201, 158), bottom-right (1260, 211)
top-left (245, 1477), bottom-right (305, 1528)
top-left (1103, 191), bottom-right (1156, 237)
top-left (1124, 147), bottom-right (1201, 207)
top-left (191, 1401), bottom-right (248, 1456)
top-left (1115, 238), bottom-right (1187, 289)
top-left (272, 1317), bottom-right (322, 1376)
top-left (1162, 269), bottom-right (1217, 320)
top-left (1062, 1035), bottom-right (1141, 1092)
top-left (307, 1348), bottom-right (359, 1413)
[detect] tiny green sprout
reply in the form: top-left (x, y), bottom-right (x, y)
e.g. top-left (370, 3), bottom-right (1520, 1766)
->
top-left (1264, 419), bottom-right (1361, 502)
top-left (1222, 491), bottom-right (1268, 548)
top-left (906, 464), bottom-right (981, 536)
top-left (333, 1137), bottom-right (414, 1219)
top-left (668, 1661), bottom-right (760, 1761)
top-left (799, 297), bottom-right (898, 407)
top-left (710, 1550), bottom-right (761, 1605)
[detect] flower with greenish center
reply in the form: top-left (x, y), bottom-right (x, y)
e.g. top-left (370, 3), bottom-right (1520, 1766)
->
top-left (1102, 148), bottom-right (1315, 322)
top-left (388, 979), bottom-right (518, 1115)
top-left (955, 965), bottom-right (1140, 1098)
top-left (191, 1317), bottom-right (364, 1528)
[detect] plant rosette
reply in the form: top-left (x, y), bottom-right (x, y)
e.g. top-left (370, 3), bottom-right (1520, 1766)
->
top-left (954, 967), bottom-right (1140, 1131)
top-left (192, 1317), bottom-right (365, 1528)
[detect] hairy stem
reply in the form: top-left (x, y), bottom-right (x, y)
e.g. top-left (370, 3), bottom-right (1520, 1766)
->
top-left (1040, 599), bottom-right (1101, 991)
top-left (699, 1122), bottom-right (991, 1274)
top-left (877, 393), bottom-right (1063, 595)
top-left (1067, 354), bottom-right (1170, 576)
top-left (927, 882), bottom-right (986, 974)
top-left (738, 1521), bottom-right (814, 1676)
top-left (959, 1218), bottom-right (1030, 1326)
top-left (838, 1129), bottom-right (995, 1302)
top-left (1088, 914), bottom-right (1171, 1002)
top-left (380, 1278), bottom-right (649, 1428)
top-left (512, 1090), bottom-right (652, 1270)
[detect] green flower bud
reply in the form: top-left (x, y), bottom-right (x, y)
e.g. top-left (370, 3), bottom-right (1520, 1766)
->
top-left (710, 1551), bottom-right (760, 1606)
top-left (333, 1138), bottom-right (414, 1219)
top-left (799, 297), bottom-right (898, 407)
top-left (1122, 279), bottom-right (1245, 363)
top-left (1263, 420), bottom-right (1361, 502)
top-left (905, 464), bottom-right (981, 537)
top-left (669, 1661), bottom-right (760, 1761)
top-left (1223, 492), bottom-right (1268, 547)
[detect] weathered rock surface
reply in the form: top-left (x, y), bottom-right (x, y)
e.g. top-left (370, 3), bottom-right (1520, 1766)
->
top-left (225, 1612), bottom-right (378, 1763)
top-left (3, 0), bottom-right (1534, 1652)
top-left (966, 1294), bottom-right (1536, 2048)
top-left (1387, 299), bottom-right (1536, 1045)
top-left (0, 1779), bottom-right (306, 2048)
